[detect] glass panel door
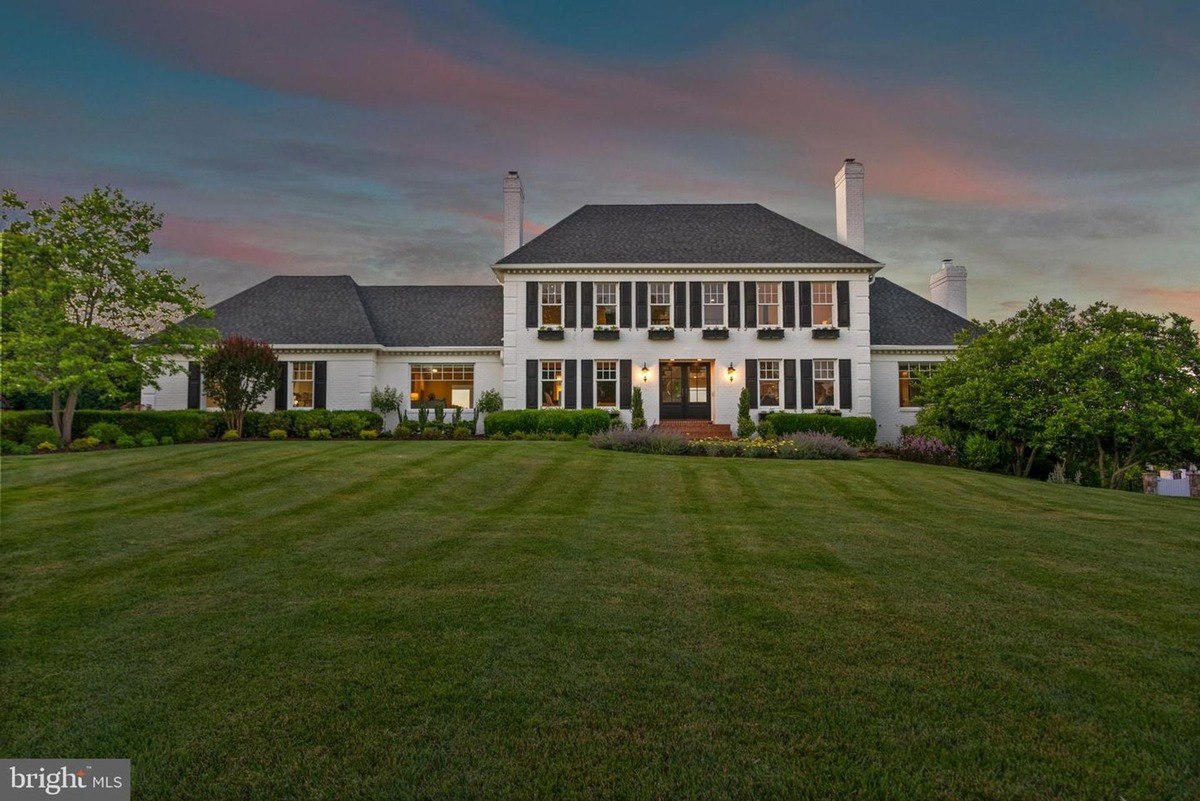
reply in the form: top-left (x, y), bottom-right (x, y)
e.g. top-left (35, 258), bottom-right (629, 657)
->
top-left (659, 363), bottom-right (684, 419)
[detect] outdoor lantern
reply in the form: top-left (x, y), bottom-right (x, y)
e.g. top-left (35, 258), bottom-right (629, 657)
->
top-left (727, 363), bottom-right (736, 382)
top-left (641, 363), bottom-right (650, 382)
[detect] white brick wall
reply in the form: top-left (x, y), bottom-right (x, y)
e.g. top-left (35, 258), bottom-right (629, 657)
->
top-left (870, 350), bottom-right (953, 443)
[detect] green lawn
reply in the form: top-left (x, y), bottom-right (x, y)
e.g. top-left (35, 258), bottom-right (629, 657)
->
top-left (2, 442), bottom-right (1197, 799)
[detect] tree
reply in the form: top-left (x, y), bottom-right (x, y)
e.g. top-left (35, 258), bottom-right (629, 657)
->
top-left (1, 188), bottom-right (215, 443)
top-left (370, 385), bottom-right (402, 420)
top-left (201, 337), bottom-right (278, 436)
top-left (737, 386), bottom-right (754, 438)
top-left (631, 387), bottom-right (646, 430)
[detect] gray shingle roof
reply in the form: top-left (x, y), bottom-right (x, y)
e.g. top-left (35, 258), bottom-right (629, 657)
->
top-left (869, 277), bottom-right (978, 346)
top-left (495, 204), bottom-right (877, 265)
top-left (190, 276), bottom-right (503, 347)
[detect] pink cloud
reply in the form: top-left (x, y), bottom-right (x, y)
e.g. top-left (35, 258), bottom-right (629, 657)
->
top-left (54, 0), bottom-right (1050, 207)
top-left (156, 216), bottom-right (298, 271)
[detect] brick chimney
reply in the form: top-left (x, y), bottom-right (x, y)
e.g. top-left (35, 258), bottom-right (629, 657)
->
top-left (930, 258), bottom-right (968, 318)
top-left (834, 158), bottom-right (865, 253)
top-left (503, 170), bottom-right (524, 257)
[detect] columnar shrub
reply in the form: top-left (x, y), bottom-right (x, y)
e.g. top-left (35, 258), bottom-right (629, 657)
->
top-left (631, 388), bottom-right (646, 430)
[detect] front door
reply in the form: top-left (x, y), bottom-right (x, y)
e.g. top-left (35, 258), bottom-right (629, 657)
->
top-left (659, 361), bottom-right (711, 420)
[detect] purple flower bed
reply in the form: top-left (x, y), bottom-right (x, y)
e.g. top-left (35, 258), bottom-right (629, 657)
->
top-left (897, 434), bottom-right (957, 466)
top-left (590, 429), bottom-right (858, 460)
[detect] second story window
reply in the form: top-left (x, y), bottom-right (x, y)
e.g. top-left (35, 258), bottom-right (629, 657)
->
top-left (702, 282), bottom-right (725, 327)
top-left (540, 282), bottom-right (563, 327)
top-left (811, 282), bottom-right (835, 326)
top-left (758, 360), bottom-right (781, 407)
top-left (813, 359), bottom-right (836, 406)
top-left (595, 360), bottom-right (618, 407)
top-left (649, 282), bottom-right (672, 326)
top-left (595, 282), bottom-right (618, 326)
top-left (757, 282), bottom-right (781, 327)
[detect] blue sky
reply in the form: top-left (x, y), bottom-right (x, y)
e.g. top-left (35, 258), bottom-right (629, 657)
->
top-left (2, 0), bottom-right (1197, 319)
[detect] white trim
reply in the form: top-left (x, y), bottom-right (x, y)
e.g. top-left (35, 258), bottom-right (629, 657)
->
top-left (871, 346), bottom-right (957, 355)
top-left (493, 262), bottom-right (884, 276)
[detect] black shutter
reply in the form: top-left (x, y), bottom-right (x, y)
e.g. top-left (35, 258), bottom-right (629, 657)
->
top-left (784, 359), bottom-right (797, 409)
top-left (689, 281), bottom-right (702, 329)
top-left (564, 360), bottom-right (577, 408)
top-left (580, 282), bottom-right (593, 328)
top-left (581, 359), bottom-right (594, 408)
top-left (745, 359), bottom-right (758, 409)
top-left (635, 282), bottom-right (648, 328)
top-left (619, 359), bottom-right (632, 409)
top-left (619, 281), bottom-right (632, 329)
top-left (744, 281), bottom-right (757, 328)
top-left (839, 359), bottom-right (853, 410)
top-left (275, 362), bottom-right (287, 410)
top-left (800, 359), bottom-right (814, 409)
top-left (187, 361), bottom-right (201, 409)
top-left (799, 282), bottom-right (812, 328)
top-left (526, 282), bottom-right (539, 328)
top-left (314, 361), bottom-right (327, 409)
top-left (728, 282), bottom-right (740, 328)
top-left (783, 282), bottom-right (796, 328)
top-left (837, 280), bottom-right (850, 328)
top-left (564, 281), bottom-right (577, 328)
top-left (673, 281), bottom-right (686, 329)
top-left (526, 360), bottom-right (538, 409)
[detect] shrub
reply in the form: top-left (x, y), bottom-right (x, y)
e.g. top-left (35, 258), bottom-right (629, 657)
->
top-left (590, 428), bottom-right (692, 455)
top-left (24, 424), bottom-right (60, 448)
top-left (11, 443), bottom-right (33, 455)
top-left (73, 411), bottom-right (221, 442)
top-left (777, 432), bottom-right (858, 460)
top-left (488, 432), bottom-right (507, 441)
top-left (115, 436), bottom-right (137, 449)
top-left (174, 417), bottom-right (210, 443)
top-left (452, 425), bottom-right (471, 440)
top-left (268, 429), bottom-right (288, 440)
top-left (359, 429), bottom-right (379, 440)
top-left (291, 410), bottom-right (332, 437)
top-left (0, 411), bottom-right (52, 444)
top-left (0, 439), bottom-right (18, 455)
top-left (84, 422), bottom-right (125, 444)
top-left (160, 436), bottom-right (174, 446)
top-left (308, 428), bottom-right (332, 440)
top-left (475, 389), bottom-right (503, 414)
top-left (758, 412), bottom-right (878, 445)
top-left (393, 424), bottom-right (413, 440)
top-left (961, 433), bottom-right (1004, 472)
top-left (897, 434), bottom-right (957, 466)
top-left (422, 427), bottom-right (444, 440)
top-left (69, 436), bottom-right (101, 452)
top-left (138, 433), bottom-right (159, 447)
top-left (757, 419), bottom-right (776, 439)
top-left (737, 417), bottom-right (755, 439)
top-left (484, 409), bottom-right (612, 437)
top-left (631, 388), bottom-right (646, 430)
top-left (220, 430), bottom-right (240, 441)
top-left (36, 440), bottom-right (58, 452)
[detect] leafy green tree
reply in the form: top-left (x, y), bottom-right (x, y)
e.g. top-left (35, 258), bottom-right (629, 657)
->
top-left (201, 336), bottom-right (278, 436)
top-left (1, 188), bottom-right (215, 443)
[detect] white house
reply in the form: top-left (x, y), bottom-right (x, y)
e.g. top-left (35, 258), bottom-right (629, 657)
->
top-left (142, 160), bottom-right (974, 441)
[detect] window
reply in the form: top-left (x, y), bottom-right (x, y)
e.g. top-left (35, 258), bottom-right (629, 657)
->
top-left (649, 282), bottom-right (672, 326)
top-left (541, 361), bottom-right (563, 408)
top-left (594, 282), bottom-right (618, 326)
top-left (540, 281), bottom-right (563, 327)
top-left (595, 360), bottom-right (618, 407)
top-left (899, 362), bottom-right (938, 408)
top-left (411, 363), bottom-right (475, 408)
top-left (813, 359), bottom-right (836, 407)
top-left (758, 360), bottom-right (781, 407)
top-left (702, 282), bottom-right (725, 327)
top-left (812, 282), bottom-right (835, 326)
top-left (292, 361), bottom-right (314, 409)
top-left (757, 282), bottom-right (781, 326)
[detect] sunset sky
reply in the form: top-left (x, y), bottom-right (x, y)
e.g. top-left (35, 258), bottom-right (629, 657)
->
top-left (3, 0), bottom-right (1197, 321)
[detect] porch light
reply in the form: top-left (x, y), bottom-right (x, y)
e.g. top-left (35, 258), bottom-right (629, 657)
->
top-left (727, 363), bottom-right (736, 382)
top-left (641, 363), bottom-right (650, 382)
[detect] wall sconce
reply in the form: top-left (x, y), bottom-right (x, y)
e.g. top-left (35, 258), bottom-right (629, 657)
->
top-left (727, 363), bottom-right (736, 383)
top-left (640, 363), bottom-right (650, 382)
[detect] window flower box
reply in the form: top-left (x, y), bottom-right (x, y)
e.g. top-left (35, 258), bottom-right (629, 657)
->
top-left (812, 327), bottom-right (840, 340)
top-left (537, 327), bottom-right (564, 341)
top-left (648, 327), bottom-right (675, 340)
top-left (757, 327), bottom-right (785, 340)
top-left (593, 327), bottom-right (620, 341)
top-left (702, 327), bottom-right (730, 340)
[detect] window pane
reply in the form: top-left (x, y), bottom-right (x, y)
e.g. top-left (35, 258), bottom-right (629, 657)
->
top-left (596, 380), bottom-right (617, 407)
top-left (814, 359), bottom-right (835, 406)
top-left (898, 362), bottom-right (936, 407)
top-left (814, 380), bottom-right (835, 406)
top-left (595, 282), bottom-right (617, 326)
top-left (541, 281), bottom-right (562, 326)
top-left (758, 282), bottom-right (780, 326)
top-left (702, 282), bottom-right (724, 304)
top-left (412, 364), bottom-right (475, 406)
top-left (812, 282), bottom-right (835, 326)
top-left (292, 362), bottom-right (314, 408)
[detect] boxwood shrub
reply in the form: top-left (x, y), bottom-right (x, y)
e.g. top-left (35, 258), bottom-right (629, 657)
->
top-left (484, 409), bottom-right (612, 437)
top-left (757, 412), bottom-right (877, 445)
top-left (2, 408), bottom-right (384, 442)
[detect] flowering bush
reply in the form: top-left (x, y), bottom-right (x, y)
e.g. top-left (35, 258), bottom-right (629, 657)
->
top-left (897, 434), bottom-right (957, 466)
top-left (590, 430), bottom-right (858, 460)
top-left (590, 428), bottom-right (692, 455)
top-left (69, 436), bottom-right (101, 452)
top-left (777, 432), bottom-right (859, 460)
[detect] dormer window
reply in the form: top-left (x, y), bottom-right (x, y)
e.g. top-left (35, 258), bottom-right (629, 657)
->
top-left (649, 282), bottom-right (672, 326)
top-left (540, 282), bottom-right (563, 327)
top-left (811, 282), bottom-right (835, 326)
top-left (594, 282), bottom-right (618, 326)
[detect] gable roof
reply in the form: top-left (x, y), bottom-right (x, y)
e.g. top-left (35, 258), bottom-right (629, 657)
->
top-left (190, 276), bottom-right (503, 347)
top-left (495, 203), bottom-right (877, 265)
top-left (869, 277), bottom-right (977, 346)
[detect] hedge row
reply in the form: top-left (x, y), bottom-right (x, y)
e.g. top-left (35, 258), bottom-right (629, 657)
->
top-left (757, 412), bottom-right (878, 445)
top-left (0, 409), bottom-right (383, 443)
top-left (484, 409), bottom-right (612, 437)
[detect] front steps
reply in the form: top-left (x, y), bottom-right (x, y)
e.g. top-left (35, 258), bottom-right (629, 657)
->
top-left (652, 420), bottom-right (734, 440)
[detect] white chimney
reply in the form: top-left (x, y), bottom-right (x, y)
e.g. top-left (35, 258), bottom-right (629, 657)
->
top-left (930, 258), bottom-right (968, 318)
top-left (503, 170), bottom-right (524, 257)
top-left (834, 158), bottom-right (865, 254)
